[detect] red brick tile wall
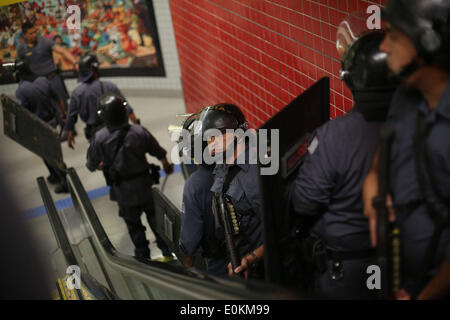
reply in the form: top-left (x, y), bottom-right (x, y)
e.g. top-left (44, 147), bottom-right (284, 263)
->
top-left (170, 0), bottom-right (387, 127)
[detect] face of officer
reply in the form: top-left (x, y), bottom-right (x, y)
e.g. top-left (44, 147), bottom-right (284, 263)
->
top-left (23, 26), bottom-right (37, 45)
top-left (207, 132), bottom-right (233, 156)
top-left (380, 24), bottom-right (419, 84)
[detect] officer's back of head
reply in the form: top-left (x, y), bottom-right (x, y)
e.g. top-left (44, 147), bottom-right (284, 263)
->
top-left (78, 52), bottom-right (100, 83)
top-left (97, 93), bottom-right (128, 128)
top-left (336, 15), bottom-right (398, 121)
top-left (339, 30), bottom-right (397, 93)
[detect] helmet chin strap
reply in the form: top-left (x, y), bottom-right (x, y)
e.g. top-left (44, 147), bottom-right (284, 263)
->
top-left (391, 58), bottom-right (422, 82)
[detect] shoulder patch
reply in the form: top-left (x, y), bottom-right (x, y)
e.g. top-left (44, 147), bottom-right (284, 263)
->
top-left (308, 136), bottom-right (319, 155)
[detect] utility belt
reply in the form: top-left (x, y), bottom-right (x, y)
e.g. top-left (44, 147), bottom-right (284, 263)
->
top-left (104, 164), bottom-right (161, 187)
top-left (104, 168), bottom-right (149, 187)
top-left (301, 237), bottom-right (376, 277)
top-left (46, 71), bottom-right (58, 80)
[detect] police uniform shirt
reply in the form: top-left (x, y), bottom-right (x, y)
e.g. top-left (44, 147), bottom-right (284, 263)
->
top-left (386, 82), bottom-right (450, 292)
top-left (179, 165), bottom-right (228, 275)
top-left (86, 123), bottom-right (166, 206)
top-left (16, 77), bottom-right (59, 123)
top-left (292, 111), bottom-right (383, 253)
top-left (210, 153), bottom-right (263, 256)
top-left (18, 36), bottom-right (56, 76)
top-left (65, 79), bottom-right (133, 132)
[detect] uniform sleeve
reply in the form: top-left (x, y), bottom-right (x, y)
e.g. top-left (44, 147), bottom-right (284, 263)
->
top-left (86, 138), bottom-right (101, 172)
top-left (291, 125), bottom-right (337, 216)
top-left (179, 183), bottom-right (205, 256)
top-left (64, 92), bottom-right (79, 131)
top-left (143, 127), bottom-right (167, 160)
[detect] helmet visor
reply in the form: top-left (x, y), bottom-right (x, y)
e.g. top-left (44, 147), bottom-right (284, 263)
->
top-left (336, 11), bottom-right (377, 59)
top-left (168, 113), bottom-right (197, 142)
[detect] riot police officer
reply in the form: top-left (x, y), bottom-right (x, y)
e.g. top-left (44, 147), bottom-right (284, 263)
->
top-left (65, 53), bottom-right (138, 149)
top-left (363, 0), bottom-right (450, 300)
top-left (18, 22), bottom-right (76, 126)
top-left (289, 26), bottom-right (398, 299)
top-left (178, 113), bottom-right (229, 276)
top-left (86, 93), bottom-right (174, 261)
top-left (194, 103), bottom-right (264, 279)
top-left (14, 59), bottom-right (68, 194)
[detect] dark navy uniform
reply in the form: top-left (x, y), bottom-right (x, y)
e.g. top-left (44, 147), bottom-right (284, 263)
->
top-left (17, 36), bottom-right (68, 102)
top-left (16, 76), bottom-right (59, 124)
top-left (291, 91), bottom-right (394, 299)
top-left (16, 76), bottom-right (66, 184)
top-left (86, 123), bottom-right (171, 259)
top-left (179, 165), bottom-right (228, 276)
top-left (65, 79), bottom-right (132, 139)
top-left (211, 158), bottom-right (264, 263)
top-left (386, 82), bottom-right (450, 296)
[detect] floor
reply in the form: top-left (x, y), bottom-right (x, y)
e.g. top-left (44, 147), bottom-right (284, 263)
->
top-left (0, 90), bottom-right (187, 277)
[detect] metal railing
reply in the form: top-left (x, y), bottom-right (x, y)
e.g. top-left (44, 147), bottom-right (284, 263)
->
top-left (38, 168), bottom-right (295, 300)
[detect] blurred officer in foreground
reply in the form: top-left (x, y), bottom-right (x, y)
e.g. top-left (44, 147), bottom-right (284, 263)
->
top-left (18, 22), bottom-right (76, 129)
top-left (0, 161), bottom-right (52, 299)
top-left (178, 113), bottom-right (229, 276)
top-left (14, 59), bottom-right (69, 194)
top-left (288, 25), bottom-right (397, 299)
top-left (193, 104), bottom-right (264, 279)
top-left (363, 0), bottom-right (450, 300)
top-left (65, 53), bottom-right (138, 149)
top-left (86, 93), bottom-right (174, 261)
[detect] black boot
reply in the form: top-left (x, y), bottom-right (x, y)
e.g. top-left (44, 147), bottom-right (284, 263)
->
top-left (46, 174), bottom-right (60, 184)
top-left (55, 183), bottom-right (69, 194)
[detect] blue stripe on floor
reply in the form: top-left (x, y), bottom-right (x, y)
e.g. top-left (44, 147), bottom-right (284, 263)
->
top-left (24, 164), bottom-right (182, 219)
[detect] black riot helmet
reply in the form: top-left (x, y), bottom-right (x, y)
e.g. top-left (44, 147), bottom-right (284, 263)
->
top-left (196, 103), bottom-right (249, 135)
top-left (186, 103), bottom-right (249, 164)
top-left (339, 30), bottom-right (397, 92)
top-left (78, 53), bottom-right (100, 83)
top-left (382, 0), bottom-right (450, 72)
top-left (97, 93), bottom-right (128, 126)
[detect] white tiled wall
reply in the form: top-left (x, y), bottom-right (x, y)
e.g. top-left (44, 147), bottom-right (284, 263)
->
top-left (0, 0), bottom-right (181, 96)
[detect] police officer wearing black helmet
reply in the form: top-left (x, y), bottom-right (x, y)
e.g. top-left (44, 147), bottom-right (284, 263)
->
top-left (86, 93), bottom-right (174, 261)
top-left (192, 103), bottom-right (264, 279)
top-left (177, 113), bottom-right (230, 276)
top-left (13, 59), bottom-right (69, 194)
top-left (287, 18), bottom-right (398, 298)
top-left (363, 0), bottom-right (450, 300)
top-left (65, 53), bottom-right (138, 149)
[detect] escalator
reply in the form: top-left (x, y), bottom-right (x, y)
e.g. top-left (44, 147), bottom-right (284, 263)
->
top-left (38, 168), bottom-right (295, 300)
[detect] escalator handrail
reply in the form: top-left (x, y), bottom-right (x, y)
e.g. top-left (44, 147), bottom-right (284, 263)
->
top-left (66, 168), bottom-right (292, 299)
top-left (37, 177), bottom-right (118, 300)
